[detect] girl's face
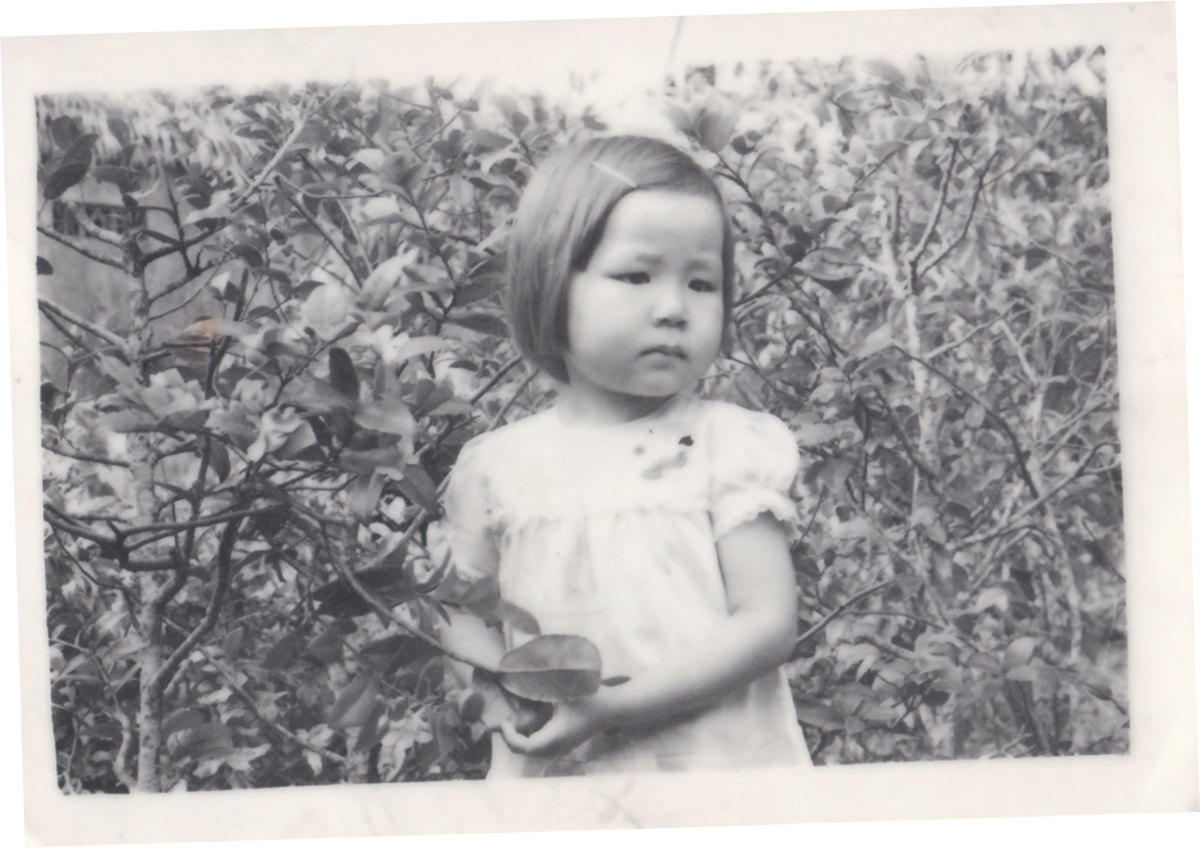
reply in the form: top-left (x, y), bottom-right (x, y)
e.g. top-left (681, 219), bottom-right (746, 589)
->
top-left (562, 190), bottom-right (725, 421)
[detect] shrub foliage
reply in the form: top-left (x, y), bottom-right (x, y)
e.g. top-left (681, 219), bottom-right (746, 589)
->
top-left (36, 47), bottom-right (1125, 793)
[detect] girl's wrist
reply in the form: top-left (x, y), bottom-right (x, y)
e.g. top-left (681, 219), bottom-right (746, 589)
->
top-left (583, 685), bottom-right (626, 732)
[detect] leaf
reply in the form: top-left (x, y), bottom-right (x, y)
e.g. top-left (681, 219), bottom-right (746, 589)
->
top-left (391, 337), bottom-right (453, 362)
top-left (964, 404), bottom-right (987, 428)
top-left (313, 563), bottom-right (414, 617)
top-left (348, 472), bottom-right (387, 523)
top-left (966, 650), bottom-right (1004, 675)
top-left (1004, 636), bottom-right (1038, 668)
top-left (305, 629), bottom-right (344, 666)
top-left (222, 626), bottom-right (245, 657)
top-left (337, 447), bottom-right (407, 475)
top-left (497, 634), bottom-right (603, 702)
top-left (279, 421), bottom-right (323, 462)
top-left (78, 720), bottom-right (123, 742)
top-left (353, 399), bottom-right (416, 436)
top-left (397, 463), bottom-right (439, 512)
top-left (261, 631), bottom-right (305, 670)
top-left (43, 161), bottom-right (90, 200)
top-left (180, 318), bottom-right (255, 340)
top-left (427, 398), bottom-right (473, 416)
top-left (922, 689), bottom-right (951, 707)
top-left (358, 254), bottom-right (410, 309)
top-left (695, 109), bottom-right (737, 153)
top-left (163, 708), bottom-right (207, 737)
top-left (210, 744), bottom-right (271, 774)
top-left (805, 456), bottom-right (855, 493)
top-left (1005, 664), bottom-right (1053, 683)
top-left (328, 673), bottom-right (382, 729)
top-left (360, 633), bottom-right (442, 675)
top-left (91, 165), bottom-right (139, 193)
top-left (866, 59), bottom-right (907, 87)
top-left (230, 244), bottom-right (264, 267)
top-left (282, 376), bottom-right (356, 415)
top-left (454, 276), bottom-right (504, 306)
top-left (458, 691), bottom-right (486, 724)
top-left (179, 722), bottom-right (235, 760)
top-left (466, 129), bottom-right (511, 152)
top-left (973, 586), bottom-right (1010, 613)
top-left (353, 701), bottom-right (390, 752)
top-left (448, 313), bottom-right (509, 338)
top-left (873, 139), bottom-right (909, 161)
top-left (794, 421), bottom-right (838, 446)
top-left (496, 600), bottom-right (541, 637)
top-left (952, 613), bottom-right (978, 635)
top-left (804, 272), bottom-right (854, 295)
top-left (328, 348), bottom-right (360, 401)
top-left (50, 116), bottom-right (82, 149)
top-left (856, 323), bottom-right (894, 361)
top-left (107, 116), bottom-right (132, 147)
top-left (202, 438), bottom-right (228, 484)
top-left (60, 132), bottom-right (99, 166)
top-left (793, 698), bottom-right (843, 730)
top-left (36, 256), bottom-right (54, 275)
top-left (1024, 246), bottom-right (1051, 270)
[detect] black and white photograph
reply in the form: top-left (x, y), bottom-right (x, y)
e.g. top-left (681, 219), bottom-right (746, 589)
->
top-left (2, 1), bottom-right (1196, 845)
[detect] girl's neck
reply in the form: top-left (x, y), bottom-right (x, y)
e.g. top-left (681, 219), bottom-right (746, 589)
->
top-left (556, 385), bottom-right (683, 426)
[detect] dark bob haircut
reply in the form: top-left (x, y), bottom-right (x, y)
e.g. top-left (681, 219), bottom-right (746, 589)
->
top-left (504, 135), bottom-right (735, 384)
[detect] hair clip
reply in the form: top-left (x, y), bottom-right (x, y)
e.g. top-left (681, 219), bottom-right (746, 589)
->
top-left (590, 161), bottom-right (639, 189)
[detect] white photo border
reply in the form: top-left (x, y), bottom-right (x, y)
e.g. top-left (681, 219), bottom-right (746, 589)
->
top-left (3, 2), bottom-right (1196, 845)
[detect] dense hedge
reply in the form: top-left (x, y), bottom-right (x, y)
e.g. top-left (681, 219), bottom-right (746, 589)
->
top-left (37, 47), bottom-right (1124, 793)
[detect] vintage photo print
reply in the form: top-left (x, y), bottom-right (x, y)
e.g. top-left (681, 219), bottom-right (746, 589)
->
top-left (2, 1), bottom-right (1195, 844)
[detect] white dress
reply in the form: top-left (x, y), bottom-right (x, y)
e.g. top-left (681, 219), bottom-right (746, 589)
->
top-left (442, 394), bottom-right (812, 777)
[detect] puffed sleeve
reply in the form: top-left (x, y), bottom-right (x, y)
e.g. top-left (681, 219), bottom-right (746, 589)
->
top-left (439, 436), bottom-right (501, 582)
top-left (708, 405), bottom-right (802, 542)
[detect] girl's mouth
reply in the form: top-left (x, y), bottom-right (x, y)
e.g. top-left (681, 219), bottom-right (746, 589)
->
top-left (641, 345), bottom-right (688, 360)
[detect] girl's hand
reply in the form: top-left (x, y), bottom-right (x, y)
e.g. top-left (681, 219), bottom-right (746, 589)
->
top-left (499, 697), bottom-right (608, 758)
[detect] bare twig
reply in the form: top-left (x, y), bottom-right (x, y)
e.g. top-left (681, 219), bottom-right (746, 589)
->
top-left (869, 385), bottom-right (940, 483)
top-left (310, 522), bottom-right (491, 670)
top-left (152, 517), bottom-right (243, 693)
top-left (37, 225), bottom-right (126, 270)
top-left (917, 151), bottom-right (1001, 280)
top-left (468, 357), bottom-right (522, 404)
top-left (111, 706), bottom-right (139, 792)
top-left (281, 186), bottom-right (364, 285)
top-left (862, 632), bottom-right (919, 663)
top-left (120, 507), bottom-right (277, 541)
top-left (43, 441), bottom-right (129, 468)
top-left (38, 298), bottom-right (129, 351)
top-left (907, 140), bottom-right (959, 287)
top-left (40, 306), bottom-right (98, 355)
top-left (892, 344), bottom-right (1039, 498)
top-left (43, 511), bottom-right (118, 548)
top-left (197, 644), bottom-right (353, 770)
top-left (66, 206), bottom-right (125, 247)
top-left (486, 367), bottom-right (539, 432)
top-left (231, 86), bottom-right (347, 211)
top-left (795, 579), bottom-right (900, 648)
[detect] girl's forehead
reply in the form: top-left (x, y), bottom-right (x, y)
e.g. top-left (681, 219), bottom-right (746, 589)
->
top-left (602, 191), bottom-right (724, 240)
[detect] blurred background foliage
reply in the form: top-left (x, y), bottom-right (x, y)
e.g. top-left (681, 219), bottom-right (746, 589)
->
top-left (36, 45), bottom-right (1124, 793)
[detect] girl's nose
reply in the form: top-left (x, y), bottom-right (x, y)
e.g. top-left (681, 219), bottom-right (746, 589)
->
top-left (651, 281), bottom-right (687, 327)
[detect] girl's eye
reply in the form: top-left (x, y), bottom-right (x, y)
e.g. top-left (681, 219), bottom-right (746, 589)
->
top-left (689, 279), bottom-right (718, 293)
top-left (616, 272), bottom-right (651, 285)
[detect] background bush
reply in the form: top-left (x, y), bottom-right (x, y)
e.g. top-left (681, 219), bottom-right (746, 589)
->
top-left (37, 47), bottom-right (1125, 793)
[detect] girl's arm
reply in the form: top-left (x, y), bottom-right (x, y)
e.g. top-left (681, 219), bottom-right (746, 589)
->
top-left (499, 513), bottom-right (798, 757)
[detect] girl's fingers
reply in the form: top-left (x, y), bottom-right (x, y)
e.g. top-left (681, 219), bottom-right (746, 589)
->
top-left (499, 719), bottom-right (532, 753)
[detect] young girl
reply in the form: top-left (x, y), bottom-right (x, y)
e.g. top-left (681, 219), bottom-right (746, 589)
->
top-left (443, 135), bottom-right (811, 777)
